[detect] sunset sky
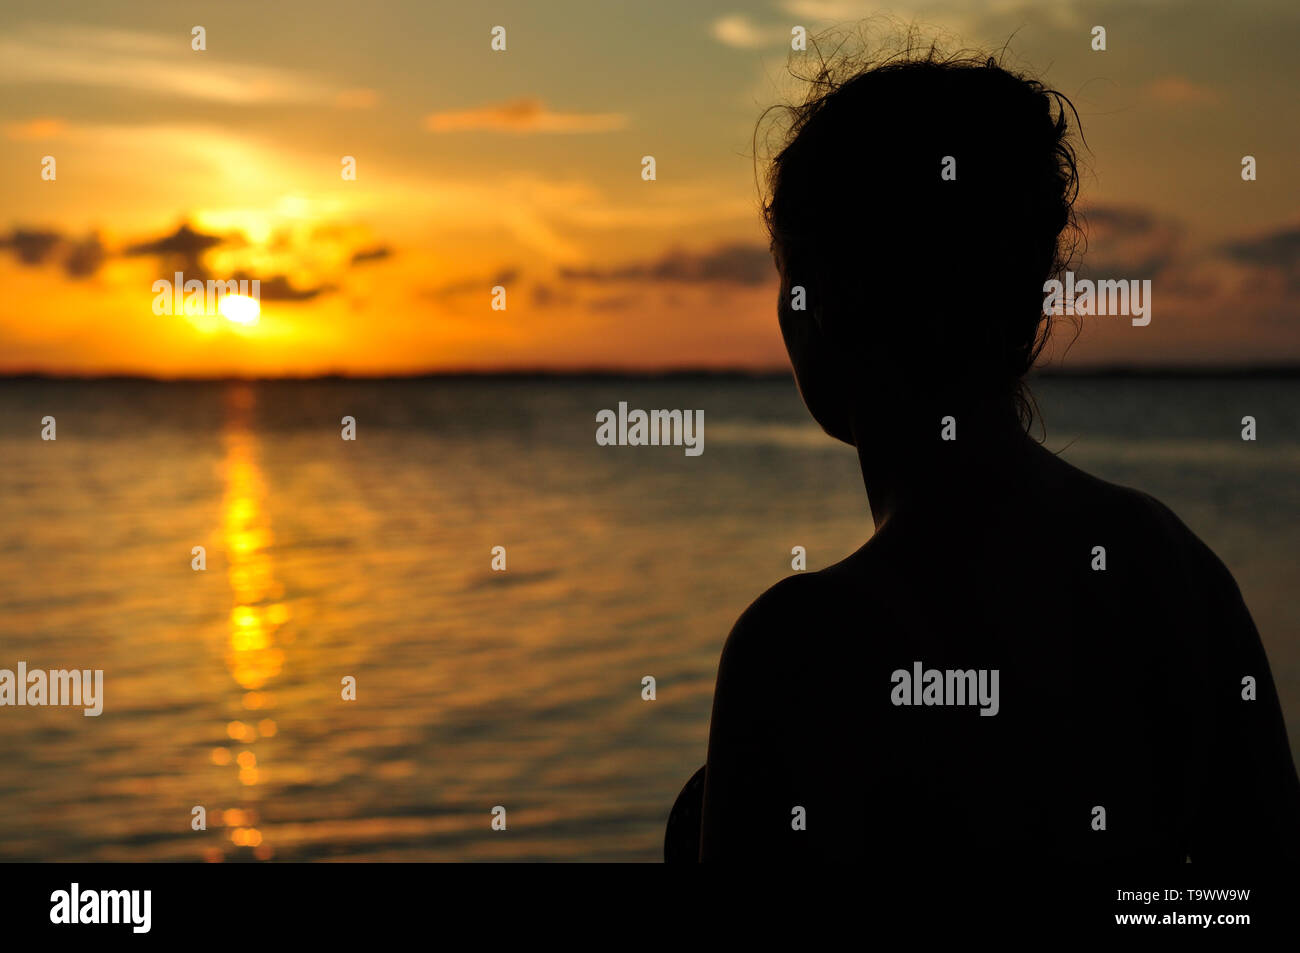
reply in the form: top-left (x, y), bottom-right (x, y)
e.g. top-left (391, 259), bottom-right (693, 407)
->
top-left (1, 0), bottom-right (1297, 376)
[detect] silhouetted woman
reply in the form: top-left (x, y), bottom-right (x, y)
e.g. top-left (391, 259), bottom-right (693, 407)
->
top-left (666, 41), bottom-right (1300, 862)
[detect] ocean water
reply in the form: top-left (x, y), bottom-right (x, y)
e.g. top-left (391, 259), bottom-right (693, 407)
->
top-left (0, 375), bottom-right (1296, 861)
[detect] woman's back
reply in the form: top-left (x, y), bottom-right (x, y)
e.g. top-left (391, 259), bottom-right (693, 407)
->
top-left (699, 446), bottom-right (1300, 860)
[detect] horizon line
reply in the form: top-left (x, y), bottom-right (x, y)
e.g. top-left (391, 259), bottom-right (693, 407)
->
top-left (2, 363), bottom-right (1300, 383)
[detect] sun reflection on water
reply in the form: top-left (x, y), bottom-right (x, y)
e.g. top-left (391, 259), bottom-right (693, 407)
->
top-left (211, 384), bottom-right (288, 860)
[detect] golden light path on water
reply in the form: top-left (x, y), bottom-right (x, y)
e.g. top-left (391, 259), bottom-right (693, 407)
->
top-left (207, 385), bottom-right (288, 861)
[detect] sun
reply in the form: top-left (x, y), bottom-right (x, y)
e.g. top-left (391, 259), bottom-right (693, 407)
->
top-left (218, 294), bottom-right (261, 326)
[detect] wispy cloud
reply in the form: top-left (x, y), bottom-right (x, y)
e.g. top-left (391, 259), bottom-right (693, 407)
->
top-left (350, 245), bottom-right (392, 266)
top-left (0, 25), bottom-right (335, 104)
top-left (4, 118), bottom-right (66, 140)
top-left (1077, 204), bottom-right (1185, 279)
top-left (423, 98), bottom-right (626, 134)
top-left (422, 268), bottom-right (521, 302)
top-left (710, 15), bottom-right (792, 50)
top-left (1221, 225), bottom-right (1300, 270)
top-left (560, 244), bottom-right (773, 286)
top-left (1145, 76), bottom-right (1220, 106)
top-left (124, 223), bottom-right (224, 262)
top-left (242, 274), bottom-right (333, 301)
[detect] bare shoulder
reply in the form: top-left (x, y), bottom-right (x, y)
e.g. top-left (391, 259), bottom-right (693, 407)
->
top-left (1085, 472), bottom-right (1234, 579)
top-left (1045, 451), bottom-right (1235, 577)
top-left (714, 555), bottom-right (876, 685)
top-left (715, 571), bottom-right (830, 678)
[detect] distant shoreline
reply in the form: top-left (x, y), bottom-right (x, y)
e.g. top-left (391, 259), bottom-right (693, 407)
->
top-left (1, 365), bottom-right (1298, 383)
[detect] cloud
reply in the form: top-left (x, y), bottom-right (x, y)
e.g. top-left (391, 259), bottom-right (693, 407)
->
top-left (1220, 225), bottom-right (1300, 270)
top-left (710, 15), bottom-right (792, 50)
top-left (115, 220), bottom-right (378, 299)
top-left (560, 243), bottom-right (773, 286)
top-left (0, 25), bottom-right (335, 104)
top-left (0, 227), bottom-right (105, 279)
top-left (422, 268), bottom-right (521, 302)
top-left (117, 223), bottom-right (335, 299)
top-left (124, 223), bottom-right (225, 260)
top-left (123, 222), bottom-right (225, 279)
top-left (63, 233), bottom-right (106, 279)
top-left (528, 244), bottom-right (776, 315)
top-left (1077, 204), bottom-right (1184, 279)
top-left (4, 118), bottom-right (65, 140)
top-left (1145, 76), bottom-right (1220, 106)
top-left (530, 282), bottom-right (576, 309)
top-left (350, 245), bottom-right (392, 266)
top-left (1081, 206), bottom-right (1158, 239)
top-left (1055, 208), bottom-right (1300, 352)
top-left (238, 274), bottom-right (332, 301)
top-left (1219, 225), bottom-right (1300, 292)
top-left (423, 98), bottom-right (626, 134)
top-left (0, 228), bottom-right (61, 266)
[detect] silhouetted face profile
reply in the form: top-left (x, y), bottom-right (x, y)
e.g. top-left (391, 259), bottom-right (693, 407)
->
top-left (764, 55), bottom-right (1078, 449)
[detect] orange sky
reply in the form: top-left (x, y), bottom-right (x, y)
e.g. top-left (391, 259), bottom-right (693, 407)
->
top-left (1, 0), bottom-right (1297, 376)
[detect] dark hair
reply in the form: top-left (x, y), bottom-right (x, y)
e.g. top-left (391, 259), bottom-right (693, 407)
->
top-left (761, 29), bottom-right (1082, 427)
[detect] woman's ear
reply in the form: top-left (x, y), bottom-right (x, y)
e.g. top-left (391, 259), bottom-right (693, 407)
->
top-left (778, 290), bottom-right (857, 447)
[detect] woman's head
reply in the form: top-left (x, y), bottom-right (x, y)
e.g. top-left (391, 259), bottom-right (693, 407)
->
top-left (762, 34), bottom-right (1081, 443)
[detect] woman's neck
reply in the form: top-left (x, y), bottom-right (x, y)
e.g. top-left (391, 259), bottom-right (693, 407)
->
top-left (853, 397), bottom-right (1037, 531)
